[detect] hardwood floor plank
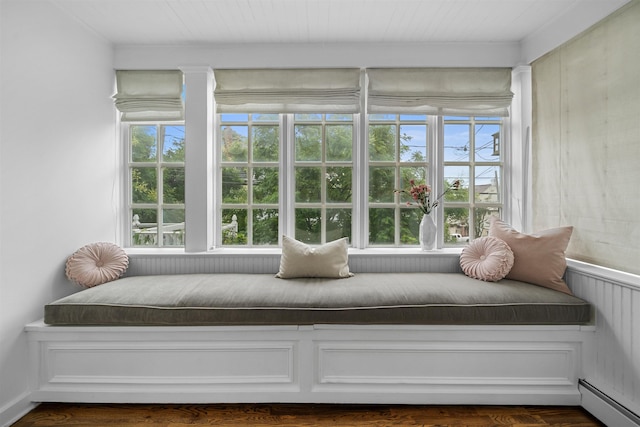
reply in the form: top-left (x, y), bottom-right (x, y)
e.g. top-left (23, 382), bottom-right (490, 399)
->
top-left (11, 403), bottom-right (604, 427)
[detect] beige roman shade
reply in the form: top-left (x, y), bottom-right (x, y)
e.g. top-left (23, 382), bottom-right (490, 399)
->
top-left (213, 68), bottom-right (361, 113)
top-left (367, 68), bottom-right (514, 117)
top-left (113, 70), bottom-right (184, 121)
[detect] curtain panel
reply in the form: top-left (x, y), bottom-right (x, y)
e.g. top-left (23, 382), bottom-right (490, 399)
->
top-left (213, 68), bottom-right (361, 113)
top-left (114, 70), bottom-right (184, 121)
top-left (367, 68), bottom-right (514, 117)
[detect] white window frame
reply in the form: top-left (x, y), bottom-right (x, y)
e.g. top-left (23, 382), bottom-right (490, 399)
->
top-left (122, 122), bottom-right (186, 248)
top-left (120, 67), bottom-right (528, 253)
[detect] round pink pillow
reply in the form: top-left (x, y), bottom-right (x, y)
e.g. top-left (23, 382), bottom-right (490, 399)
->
top-left (65, 242), bottom-right (129, 288)
top-left (460, 236), bottom-right (514, 282)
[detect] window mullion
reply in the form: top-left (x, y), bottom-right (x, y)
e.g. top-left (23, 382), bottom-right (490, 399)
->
top-left (281, 114), bottom-right (295, 241)
top-left (353, 113), bottom-right (366, 249)
top-left (432, 115), bottom-right (443, 248)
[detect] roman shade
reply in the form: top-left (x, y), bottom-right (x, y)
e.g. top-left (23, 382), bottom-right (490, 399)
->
top-left (113, 70), bottom-right (184, 121)
top-left (213, 68), bottom-right (361, 113)
top-left (367, 68), bottom-right (514, 117)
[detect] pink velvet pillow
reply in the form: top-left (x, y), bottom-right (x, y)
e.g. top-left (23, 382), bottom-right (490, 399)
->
top-left (460, 236), bottom-right (514, 282)
top-left (65, 242), bottom-right (129, 288)
top-left (489, 217), bottom-right (573, 294)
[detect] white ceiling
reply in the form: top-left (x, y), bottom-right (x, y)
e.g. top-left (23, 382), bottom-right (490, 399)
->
top-left (50, 0), bottom-right (630, 47)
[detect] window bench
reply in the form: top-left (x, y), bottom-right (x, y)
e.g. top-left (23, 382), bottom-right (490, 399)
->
top-left (26, 272), bottom-right (595, 405)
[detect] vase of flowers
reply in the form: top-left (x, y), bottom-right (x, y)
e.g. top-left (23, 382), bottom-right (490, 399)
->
top-left (395, 179), bottom-right (460, 250)
top-left (418, 213), bottom-right (437, 251)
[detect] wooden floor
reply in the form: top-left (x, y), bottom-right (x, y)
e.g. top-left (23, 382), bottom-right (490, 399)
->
top-left (12, 403), bottom-right (605, 426)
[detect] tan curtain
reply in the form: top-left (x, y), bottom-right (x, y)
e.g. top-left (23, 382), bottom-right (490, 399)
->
top-left (213, 69), bottom-right (361, 113)
top-left (367, 68), bottom-right (513, 116)
top-left (531, 1), bottom-right (640, 275)
top-left (113, 70), bottom-right (184, 121)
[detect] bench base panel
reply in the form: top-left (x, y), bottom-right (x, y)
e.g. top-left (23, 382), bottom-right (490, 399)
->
top-left (26, 322), bottom-right (594, 405)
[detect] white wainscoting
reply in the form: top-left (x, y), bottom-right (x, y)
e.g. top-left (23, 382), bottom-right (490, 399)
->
top-left (26, 321), bottom-right (591, 405)
top-left (124, 250), bottom-right (463, 276)
top-left (566, 259), bottom-right (640, 425)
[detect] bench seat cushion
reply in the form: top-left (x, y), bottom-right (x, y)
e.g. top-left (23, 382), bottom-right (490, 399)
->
top-left (44, 273), bottom-right (590, 326)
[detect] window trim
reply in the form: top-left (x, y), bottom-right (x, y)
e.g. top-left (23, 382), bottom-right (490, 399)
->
top-left (120, 67), bottom-right (529, 253)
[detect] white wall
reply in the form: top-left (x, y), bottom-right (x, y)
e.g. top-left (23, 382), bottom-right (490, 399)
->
top-left (0, 1), bottom-right (116, 423)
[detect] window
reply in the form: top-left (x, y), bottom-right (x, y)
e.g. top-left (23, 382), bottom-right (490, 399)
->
top-left (369, 114), bottom-right (431, 246)
top-left (128, 124), bottom-right (185, 247)
top-left (220, 114), bottom-right (280, 246)
top-left (293, 114), bottom-right (353, 244)
top-left (121, 68), bottom-right (514, 251)
top-left (442, 116), bottom-right (503, 244)
top-left (218, 113), bottom-right (354, 247)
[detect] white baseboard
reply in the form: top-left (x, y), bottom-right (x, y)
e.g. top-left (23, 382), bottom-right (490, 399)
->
top-left (0, 392), bottom-right (37, 427)
top-left (580, 380), bottom-right (640, 427)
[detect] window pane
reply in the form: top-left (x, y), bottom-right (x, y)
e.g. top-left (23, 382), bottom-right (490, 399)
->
top-left (132, 208), bottom-right (157, 246)
top-left (295, 208), bottom-right (321, 244)
top-left (326, 113), bottom-right (353, 121)
top-left (131, 167), bottom-right (157, 203)
top-left (222, 209), bottom-right (246, 245)
top-left (295, 125), bottom-right (322, 161)
top-left (399, 166), bottom-right (426, 192)
top-left (444, 166), bottom-right (469, 202)
top-left (444, 207), bottom-right (470, 245)
top-left (400, 209), bottom-right (421, 245)
top-left (326, 125), bottom-right (352, 161)
top-left (369, 114), bottom-right (395, 121)
top-left (475, 166), bottom-right (501, 203)
top-left (131, 125), bottom-right (157, 162)
top-left (475, 123), bottom-right (501, 161)
top-left (221, 113), bottom-right (248, 122)
top-left (327, 167), bottom-right (352, 203)
top-left (162, 125), bottom-right (185, 161)
top-left (162, 167), bottom-right (184, 204)
top-left (369, 124), bottom-right (396, 161)
top-left (294, 113), bottom-right (322, 121)
top-left (399, 124), bottom-right (427, 162)
top-left (326, 208), bottom-right (352, 242)
top-left (444, 124), bottom-right (470, 162)
top-left (474, 209), bottom-right (501, 238)
top-left (253, 167), bottom-right (279, 204)
top-left (295, 167), bottom-right (321, 203)
top-left (222, 167), bottom-right (248, 203)
top-left (162, 209), bottom-right (185, 247)
top-left (369, 166), bottom-right (395, 203)
top-left (369, 208), bottom-right (395, 244)
top-left (221, 125), bottom-right (248, 161)
top-left (253, 209), bottom-right (278, 245)
top-left (251, 114), bottom-right (278, 122)
top-left (444, 177), bottom-right (466, 202)
top-left (252, 125), bottom-right (279, 162)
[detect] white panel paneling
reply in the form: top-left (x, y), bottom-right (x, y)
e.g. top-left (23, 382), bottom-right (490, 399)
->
top-left (124, 251), bottom-right (462, 276)
top-left (566, 260), bottom-right (640, 417)
top-left (50, 0), bottom-right (630, 48)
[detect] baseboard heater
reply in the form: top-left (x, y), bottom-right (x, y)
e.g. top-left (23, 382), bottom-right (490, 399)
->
top-left (579, 379), bottom-right (640, 427)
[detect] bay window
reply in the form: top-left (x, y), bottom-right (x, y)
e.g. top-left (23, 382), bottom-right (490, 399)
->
top-left (119, 68), bottom-right (514, 251)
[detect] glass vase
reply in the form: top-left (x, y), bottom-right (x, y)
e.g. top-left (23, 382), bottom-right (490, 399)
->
top-left (419, 213), bottom-right (437, 251)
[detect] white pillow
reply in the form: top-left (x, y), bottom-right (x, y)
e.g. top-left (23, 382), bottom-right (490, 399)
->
top-left (276, 236), bottom-right (353, 279)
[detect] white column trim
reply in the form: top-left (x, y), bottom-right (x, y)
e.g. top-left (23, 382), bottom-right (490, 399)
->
top-left (509, 65), bottom-right (532, 233)
top-left (181, 66), bottom-right (214, 252)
